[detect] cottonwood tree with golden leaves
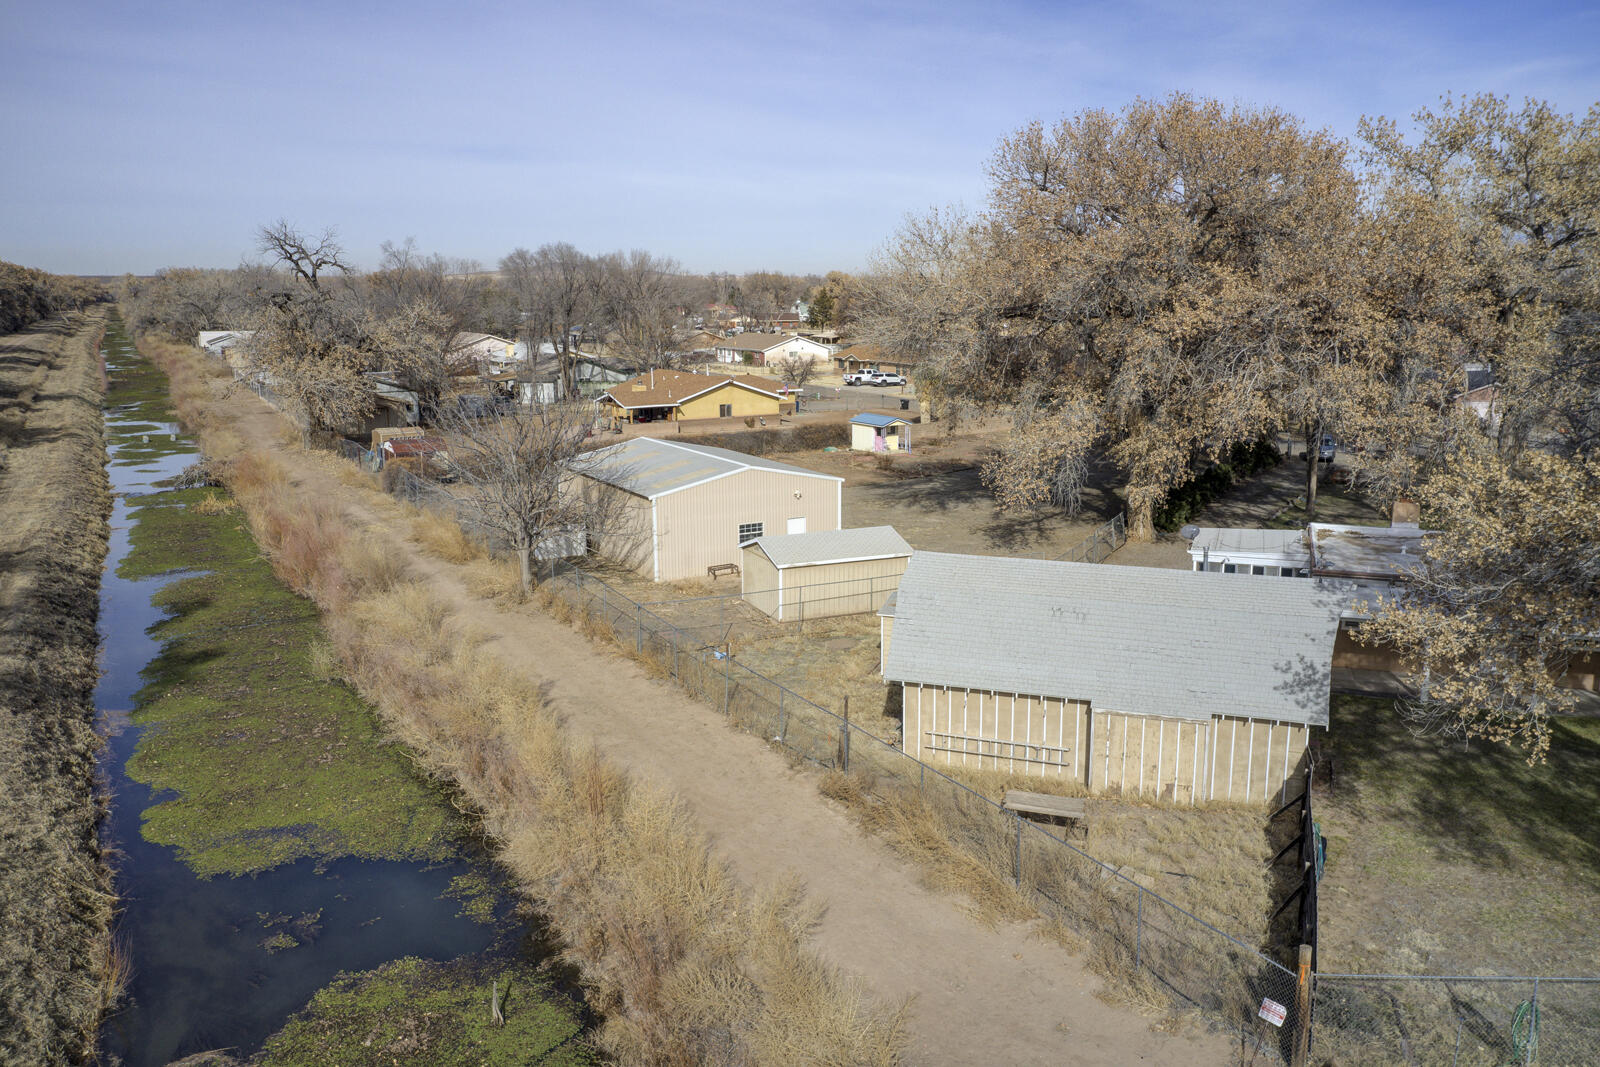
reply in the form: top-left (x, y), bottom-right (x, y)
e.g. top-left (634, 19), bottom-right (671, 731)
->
top-left (1356, 95), bottom-right (1600, 756)
top-left (860, 94), bottom-right (1376, 539)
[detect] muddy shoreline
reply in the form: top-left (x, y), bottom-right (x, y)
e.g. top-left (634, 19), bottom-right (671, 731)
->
top-left (0, 310), bottom-right (115, 1066)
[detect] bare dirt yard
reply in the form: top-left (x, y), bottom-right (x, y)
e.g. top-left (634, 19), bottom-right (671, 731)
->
top-left (209, 385), bottom-right (1239, 1063)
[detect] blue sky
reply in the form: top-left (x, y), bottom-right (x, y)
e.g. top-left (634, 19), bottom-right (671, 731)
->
top-left (2, 0), bottom-right (1596, 275)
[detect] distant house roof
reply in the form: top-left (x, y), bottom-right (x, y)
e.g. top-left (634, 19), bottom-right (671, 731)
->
top-left (1464, 364), bottom-right (1495, 393)
top-left (453, 332), bottom-right (514, 349)
top-left (1308, 523), bottom-right (1429, 582)
top-left (850, 412), bottom-right (913, 429)
top-left (597, 370), bottom-right (783, 411)
top-left (746, 526), bottom-right (912, 568)
top-left (882, 552), bottom-right (1348, 727)
top-left (197, 330), bottom-right (252, 349)
top-left (715, 333), bottom-right (822, 353)
top-left (1189, 528), bottom-right (1309, 562)
top-left (834, 343), bottom-right (916, 366)
top-left (576, 437), bottom-right (842, 500)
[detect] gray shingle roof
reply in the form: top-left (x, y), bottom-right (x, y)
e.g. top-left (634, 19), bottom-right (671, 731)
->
top-left (882, 552), bottom-right (1346, 726)
top-left (747, 525), bottom-right (911, 568)
top-left (577, 437), bottom-right (841, 500)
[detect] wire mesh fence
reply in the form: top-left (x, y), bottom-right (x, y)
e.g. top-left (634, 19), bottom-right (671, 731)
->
top-left (1313, 974), bottom-right (1600, 1066)
top-left (1054, 512), bottom-right (1127, 563)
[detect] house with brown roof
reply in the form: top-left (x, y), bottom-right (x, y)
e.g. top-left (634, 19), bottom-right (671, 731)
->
top-left (596, 369), bottom-right (793, 424)
top-left (833, 343), bottom-right (918, 376)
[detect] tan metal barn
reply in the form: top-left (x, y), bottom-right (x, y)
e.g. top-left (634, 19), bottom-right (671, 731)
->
top-left (741, 526), bottom-right (912, 621)
top-left (882, 552), bottom-right (1348, 804)
top-left (573, 437), bottom-right (843, 582)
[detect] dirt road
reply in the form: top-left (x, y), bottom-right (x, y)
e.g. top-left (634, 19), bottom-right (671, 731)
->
top-left (220, 388), bottom-right (1235, 1065)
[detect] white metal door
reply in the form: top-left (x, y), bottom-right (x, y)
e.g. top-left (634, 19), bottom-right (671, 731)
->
top-left (787, 517), bottom-right (806, 535)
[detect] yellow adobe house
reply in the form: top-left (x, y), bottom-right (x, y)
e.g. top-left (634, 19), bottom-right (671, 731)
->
top-left (597, 369), bottom-right (793, 424)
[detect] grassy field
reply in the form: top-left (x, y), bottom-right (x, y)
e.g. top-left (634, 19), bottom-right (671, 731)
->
top-left (120, 484), bottom-right (460, 876)
top-left (1317, 696), bottom-right (1600, 977)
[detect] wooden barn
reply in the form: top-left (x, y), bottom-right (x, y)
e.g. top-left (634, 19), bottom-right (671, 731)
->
top-left (881, 552), bottom-right (1347, 804)
top-left (572, 437), bottom-right (843, 582)
top-left (741, 526), bottom-right (912, 621)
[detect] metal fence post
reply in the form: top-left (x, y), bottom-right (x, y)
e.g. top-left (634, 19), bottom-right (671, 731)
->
top-left (777, 689), bottom-right (787, 743)
top-left (1013, 812), bottom-right (1022, 888)
top-left (1525, 978), bottom-right (1538, 1066)
top-left (1293, 943), bottom-right (1313, 1067)
top-left (635, 614), bottom-right (642, 653)
top-left (1135, 888), bottom-right (1144, 971)
top-left (723, 656), bottom-right (730, 715)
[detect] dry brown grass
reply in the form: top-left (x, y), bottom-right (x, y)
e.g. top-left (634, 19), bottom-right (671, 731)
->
top-left (191, 490), bottom-right (237, 515)
top-left (139, 339), bottom-right (909, 1067)
top-left (0, 309), bottom-right (117, 1065)
top-left (408, 505), bottom-right (486, 564)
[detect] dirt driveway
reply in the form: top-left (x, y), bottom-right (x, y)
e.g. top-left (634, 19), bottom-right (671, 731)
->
top-left (217, 391), bottom-right (1236, 1064)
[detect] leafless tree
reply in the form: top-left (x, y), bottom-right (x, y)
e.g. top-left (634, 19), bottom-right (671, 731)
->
top-left (597, 249), bottom-right (691, 372)
top-left (500, 243), bottom-right (601, 399)
top-left (432, 401), bottom-right (624, 591)
top-left (770, 351), bottom-right (820, 396)
top-left (256, 219), bottom-right (349, 293)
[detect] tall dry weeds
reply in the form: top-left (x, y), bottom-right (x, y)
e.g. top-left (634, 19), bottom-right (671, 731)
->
top-left (137, 334), bottom-right (907, 1066)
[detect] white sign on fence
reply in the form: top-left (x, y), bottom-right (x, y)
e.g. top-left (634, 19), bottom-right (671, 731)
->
top-left (1258, 997), bottom-right (1287, 1028)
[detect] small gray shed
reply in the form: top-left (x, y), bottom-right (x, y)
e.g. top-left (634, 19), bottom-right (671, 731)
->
top-left (741, 526), bottom-right (912, 621)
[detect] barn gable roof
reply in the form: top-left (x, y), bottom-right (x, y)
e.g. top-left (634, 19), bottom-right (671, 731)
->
top-left (882, 552), bottom-right (1346, 726)
top-left (578, 437), bottom-right (841, 500)
top-left (746, 525), bottom-right (911, 568)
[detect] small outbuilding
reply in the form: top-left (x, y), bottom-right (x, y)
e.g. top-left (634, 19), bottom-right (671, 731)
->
top-left (573, 437), bottom-right (843, 582)
top-left (883, 552), bottom-right (1348, 804)
top-left (1187, 528), bottom-right (1310, 576)
top-left (741, 526), bottom-right (912, 621)
top-left (849, 412), bottom-right (912, 453)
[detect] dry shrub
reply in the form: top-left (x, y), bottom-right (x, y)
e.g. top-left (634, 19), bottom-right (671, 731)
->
top-left (409, 507), bottom-right (485, 564)
top-left (190, 491), bottom-right (237, 515)
top-left (464, 556), bottom-right (523, 602)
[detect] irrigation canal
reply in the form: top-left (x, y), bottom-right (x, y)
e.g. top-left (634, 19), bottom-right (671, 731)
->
top-left (94, 317), bottom-right (512, 1065)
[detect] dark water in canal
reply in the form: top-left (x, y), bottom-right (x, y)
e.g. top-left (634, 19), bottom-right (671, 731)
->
top-left (95, 318), bottom-right (500, 1065)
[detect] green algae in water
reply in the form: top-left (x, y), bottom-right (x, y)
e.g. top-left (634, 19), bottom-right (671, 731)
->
top-left (120, 484), bottom-right (458, 877)
top-left (259, 956), bottom-right (596, 1067)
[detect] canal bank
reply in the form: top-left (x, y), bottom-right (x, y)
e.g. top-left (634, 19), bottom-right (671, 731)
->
top-left (0, 309), bottom-right (114, 1067)
top-left (96, 314), bottom-right (593, 1066)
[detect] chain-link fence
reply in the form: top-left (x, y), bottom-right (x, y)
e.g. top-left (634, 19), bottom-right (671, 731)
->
top-left (1313, 974), bottom-right (1600, 1066)
top-left (1054, 512), bottom-right (1127, 563)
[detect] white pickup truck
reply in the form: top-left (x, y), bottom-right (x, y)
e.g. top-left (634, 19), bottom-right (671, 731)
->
top-left (844, 370), bottom-right (906, 387)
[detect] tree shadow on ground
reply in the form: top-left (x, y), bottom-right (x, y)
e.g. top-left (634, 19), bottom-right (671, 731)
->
top-left (1324, 696), bottom-right (1600, 891)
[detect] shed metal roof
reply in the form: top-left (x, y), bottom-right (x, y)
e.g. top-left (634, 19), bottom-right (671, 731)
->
top-left (1189, 527), bottom-right (1309, 561)
top-left (882, 552), bottom-right (1347, 727)
top-left (1308, 523), bottom-right (1428, 581)
top-left (577, 437), bottom-right (841, 500)
top-left (745, 525), bottom-right (911, 568)
top-left (850, 412), bottom-right (913, 428)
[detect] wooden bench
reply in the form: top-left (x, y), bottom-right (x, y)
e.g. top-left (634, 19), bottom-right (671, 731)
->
top-left (706, 563), bottom-right (740, 580)
top-left (1003, 790), bottom-right (1089, 835)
